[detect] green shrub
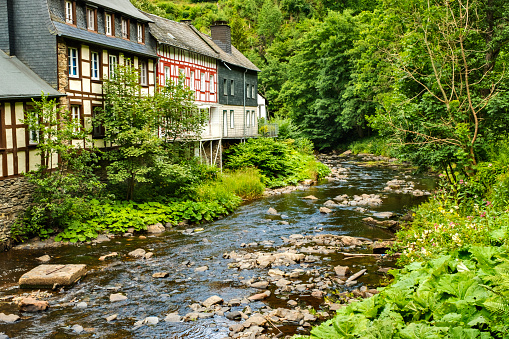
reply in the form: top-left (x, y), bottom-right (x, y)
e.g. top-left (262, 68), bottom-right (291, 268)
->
top-left (295, 247), bottom-right (509, 339)
top-left (348, 137), bottom-right (395, 157)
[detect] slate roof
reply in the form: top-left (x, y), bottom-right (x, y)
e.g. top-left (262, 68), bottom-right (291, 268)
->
top-left (145, 13), bottom-right (260, 72)
top-left (0, 50), bottom-right (63, 100)
top-left (53, 22), bottom-right (157, 58)
top-left (85, 0), bottom-right (151, 22)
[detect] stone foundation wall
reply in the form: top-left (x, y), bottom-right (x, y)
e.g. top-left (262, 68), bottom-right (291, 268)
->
top-left (0, 177), bottom-right (33, 251)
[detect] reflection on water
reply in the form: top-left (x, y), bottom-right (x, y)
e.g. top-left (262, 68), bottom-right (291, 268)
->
top-left (0, 157), bottom-right (435, 338)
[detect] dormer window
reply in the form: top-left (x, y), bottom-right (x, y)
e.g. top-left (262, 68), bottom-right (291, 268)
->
top-left (137, 23), bottom-right (144, 43)
top-left (87, 8), bottom-right (96, 31)
top-left (121, 18), bottom-right (129, 39)
top-left (65, 1), bottom-right (75, 24)
top-left (105, 13), bottom-right (113, 36)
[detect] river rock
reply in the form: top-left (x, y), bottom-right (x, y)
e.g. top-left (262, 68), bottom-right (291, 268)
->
top-left (195, 266), bottom-right (208, 272)
top-left (226, 311), bottom-right (242, 320)
top-left (248, 290), bottom-right (270, 301)
top-left (0, 333), bottom-right (9, 339)
top-left (71, 324), bottom-right (84, 333)
top-left (128, 248), bottom-right (146, 258)
top-left (0, 313), bottom-right (19, 323)
top-left (164, 313), bottom-right (181, 323)
top-left (244, 314), bottom-right (267, 327)
top-left (372, 240), bottom-right (394, 254)
top-left (311, 290), bottom-right (324, 298)
top-left (18, 297), bottom-right (49, 312)
top-left (147, 223), bottom-right (165, 233)
top-left (105, 314), bottom-right (118, 322)
top-left (250, 281), bottom-right (269, 289)
top-left (373, 211), bottom-right (394, 219)
top-left (36, 255), bottom-right (51, 262)
top-left (319, 207), bottom-right (332, 214)
top-left (203, 295), bottom-right (223, 308)
top-left (99, 252), bottom-right (118, 261)
top-left (144, 316), bottom-right (159, 325)
top-left (334, 265), bottom-right (351, 277)
top-left (152, 272), bottom-right (169, 278)
top-left (144, 252), bottom-right (154, 259)
top-left (19, 264), bottom-right (87, 288)
top-left (287, 300), bottom-right (298, 306)
top-left (267, 207), bottom-right (279, 215)
top-left (109, 293), bottom-right (127, 302)
top-left (323, 200), bottom-right (337, 207)
top-left (303, 195), bottom-right (318, 200)
top-left (76, 302), bottom-right (87, 309)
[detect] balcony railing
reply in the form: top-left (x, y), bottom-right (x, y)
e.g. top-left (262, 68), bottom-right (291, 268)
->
top-left (258, 123), bottom-right (279, 138)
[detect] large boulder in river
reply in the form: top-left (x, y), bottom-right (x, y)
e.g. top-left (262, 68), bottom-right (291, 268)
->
top-left (320, 207), bottom-right (332, 214)
top-left (202, 295), bottom-right (223, 308)
top-left (147, 223), bottom-right (165, 233)
top-left (267, 207), bottom-right (279, 215)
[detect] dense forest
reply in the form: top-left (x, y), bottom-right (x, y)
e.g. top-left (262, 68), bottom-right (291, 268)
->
top-left (132, 0), bottom-right (509, 173)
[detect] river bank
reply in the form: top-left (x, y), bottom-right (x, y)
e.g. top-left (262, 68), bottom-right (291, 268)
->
top-left (0, 153), bottom-right (435, 339)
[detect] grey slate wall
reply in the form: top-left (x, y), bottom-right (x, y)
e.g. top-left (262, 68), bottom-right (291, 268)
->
top-left (0, 0), bottom-right (11, 54)
top-left (217, 62), bottom-right (258, 107)
top-left (10, 0), bottom-right (58, 88)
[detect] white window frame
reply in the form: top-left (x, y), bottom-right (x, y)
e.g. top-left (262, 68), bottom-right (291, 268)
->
top-left (91, 52), bottom-right (99, 80)
top-left (68, 47), bottom-right (78, 78)
top-left (140, 61), bottom-right (147, 86)
top-left (65, 1), bottom-right (73, 24)
top-left (105, 13), bottom-right (112, 36)
top-left (137, 23), bottom-right (143, 43)
top-left (209, 74), bottom-right (214, 93)
top-left (246, 84), bottom-right (250, 98)
top-left (109, 55), bottom-right (117, 79)
top-left (164, 66), bottom-right (171, 85)
top-left (121, 18), bottom-right (129, 39)
top-left (230, 80), bottom-right (234, 96)
top-left (230, 110), bottom-right (234, 129)
top-left (252, 110), bottom-right (256, 127)
top-left (71, 105), bottom-right (81, 133)
top-left (246, 110), bottom-right (250, 127)
top-left (190, 71), bottom-right (195, 90)
top-left (252, 85), bottom-right (255, 99)
top-left (223, 79), bottom-right (227, 96)
top-left (201, 72), bottom-right (206, 92)
top-left (28, 112), bottom-right (39, 145)
top-left (87, 8), bottom-right (95, 31)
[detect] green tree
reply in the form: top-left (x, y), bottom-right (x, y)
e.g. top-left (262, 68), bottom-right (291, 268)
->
top-left (257, 0), bottom-right (283, 47)
top-left (98, 64), bottom-right (161, 200)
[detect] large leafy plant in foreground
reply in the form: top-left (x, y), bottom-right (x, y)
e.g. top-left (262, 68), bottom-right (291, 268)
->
top-left (295, 246), bottom-right (509, 338)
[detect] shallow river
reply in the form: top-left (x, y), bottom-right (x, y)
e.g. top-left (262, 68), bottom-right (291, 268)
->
top-left (0, 155), bottom-right (435, 339)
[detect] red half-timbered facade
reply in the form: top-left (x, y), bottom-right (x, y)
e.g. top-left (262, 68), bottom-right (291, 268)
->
top-left (157, 45), bottom-right (217, 104)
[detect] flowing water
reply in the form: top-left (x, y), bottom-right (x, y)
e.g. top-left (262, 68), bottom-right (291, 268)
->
top-left (0, 155), bottom-right (436, 339)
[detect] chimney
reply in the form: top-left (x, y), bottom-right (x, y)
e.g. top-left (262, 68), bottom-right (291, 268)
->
top-left (210, 21), bottom-right (231, 54)
top-left (180, 19), bottom-right (192, 24)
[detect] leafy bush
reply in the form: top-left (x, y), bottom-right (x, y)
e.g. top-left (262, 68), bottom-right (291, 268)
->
top-left (348, 137), bottom-right (394, 157)
top-left (295, 247), bottom-right (509, 339)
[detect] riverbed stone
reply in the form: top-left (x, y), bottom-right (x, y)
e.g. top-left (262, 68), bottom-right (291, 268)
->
top-left (195, 266), bottom-right (208, 272)
top-left (18, 297), bottom-right (49, 312)
top-left (267, 207), bottom-right (279, 215)
top-left (76, 302), bottom-right (87, 309)
top-left (248, 290), bottom-right (270, 301)
top-left (105, 314), bottom-right (118, 322)
top-left (164, 313), bottom-right (181, 323)
top-left (244, 314), bottom-right (267, 327)
top-left (19, 264), bottom-right (87, 288)
top-left (0, 313), bottom-right (19, 323)
top-left (334, 265), bottom-right (351, 277)
top-left (250, 281), bottom-right (269, 289)
top-left (226, 311), bottom-right (242, 320)
top-left (203, 295), bottom-right (223, 308)
top-left (109, 293), bottom-right (127, 302)
top-left (303, 195), bottom-right (318, 200)
top-left (152, 272), bottom-right (169, 278)
top-left (319, 207), bottom-right (332, 214)
top-left (36, 255), bottom-right (51, 262)
top-left (128, 248), bottom-right (146, 258)
top-left (147, 223), bottom-right (165, 233)
top-left (99, 252), bottom-right (118, 261)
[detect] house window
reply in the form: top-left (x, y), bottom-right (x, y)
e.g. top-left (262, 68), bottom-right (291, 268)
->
top-left (68, 47), bottom-right (78, 77)
top-left (252, 110), bottom-right (256, 127)
top-left (91, 52), bottom-right (99, 80)
top-left (246, 110), bottom-right (250, 127)
top-left (201, 72), bottom-right (205, 92)
top-left (140, 61), bottom-right (147, 86)
top-left (105, 13), bottom-right (112, 36)
top-left (190, 71), bottom-right (195, 90)
top-left (27, 110), bottom-right (39, 145)
top-left (164, 66), bottom-right (171, 85)
top-left (210, 75), bottom-right (214, 93)
top-left (71, 105), bottom-right (81, 133)
top-left (92, 107), bottom-right (105, 138)
top-left (230, 80), bottom-right (234, 95)
top-left (65, 1), bottom-right (74, 24)
top-left (137, 23), bottom-right (144, 43)
top-left (230, 110), bottom-right (234, 129)
top-left (246, 84), bottom-right (250, 98)
top-left (87, 8), bottom-right (96, 31)
top-left (109, 54), bottom-right (117, 78)
top-left (122, 18), bottom-right (129, 39)
top-left (223, 79), bottom-right (227, 96)
top-left (252, 85), bottom-right (255, 99)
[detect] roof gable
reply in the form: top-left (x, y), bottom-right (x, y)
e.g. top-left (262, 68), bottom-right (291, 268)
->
top-left (85, 0), bottom-right (151, 21)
